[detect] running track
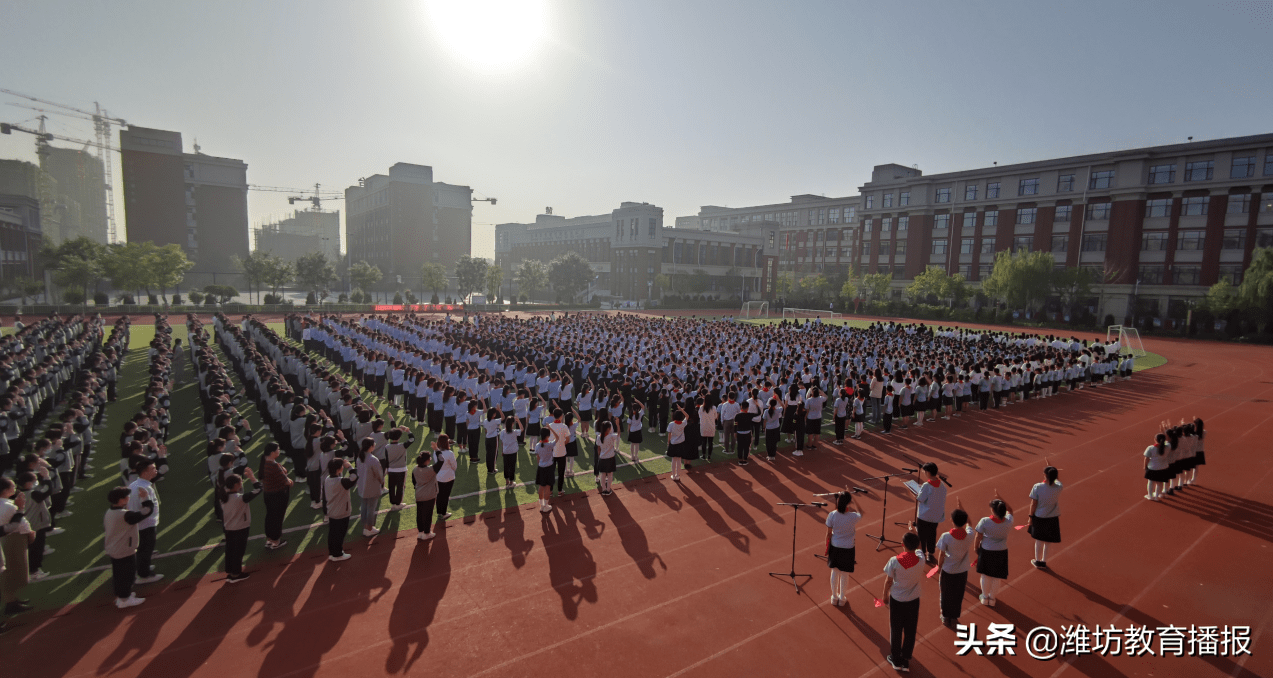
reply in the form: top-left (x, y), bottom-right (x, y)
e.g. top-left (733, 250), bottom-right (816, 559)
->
top-left (7, 331), bottom-right (1273, 677)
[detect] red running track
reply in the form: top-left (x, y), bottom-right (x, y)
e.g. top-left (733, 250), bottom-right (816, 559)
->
top-left (8, 334), bottom-right (1273, 678)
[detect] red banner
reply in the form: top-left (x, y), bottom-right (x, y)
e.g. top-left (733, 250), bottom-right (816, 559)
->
top-left (372, 304), bottom-right (462, 312)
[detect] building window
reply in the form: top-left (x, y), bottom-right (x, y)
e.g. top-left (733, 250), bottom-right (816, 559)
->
top-left (1081, 233), bottom-right (1108, 252)
top-left (865, 196), bottom-right (874, 209)
top-left (986, 182), bottom-right (1000, 199)
top-left (984, 210), bottom-right (998, 227)
top-left (958, 264), bottom-right (971, 278)
top-left (897, 216), bottom-right (909, 231)
top-left (1177, 230), bottom-right (1205, 251)
top-left (879, 241), bottom-right (892, 256)
top-left (931, 239), bottom-right (948, 255)
top-left (899, 192), bottom-right (910, 206)
top-left (1141, 231), bottom-right (1169, 251)
top-left (883, 194), bottom-right (893, 208)
top-left (960, 238), bottom-right (974, 254)
top-left (1184, 160), bottom-right (1214, 182)
top-left (935, 188), bottom-right (951, 203)
top-left (1139, 264), bottom-right (1164, 284)
top-left (1148, 164), bottom-right (1176, 184)
top-left (1146, 198), bottom-right (1172, 218)
top-left (1174, 265), bottom-right (1201, 285)
top-left (1018, 178), bottom-right (1039, 196)
top-left (882, 218), bottom-right (892, 232)
top-left (864, 219), bottom-right (873, 233)
top-left (1085, 202), bottom-right (1113, 220)
top-left (1231, 155), bottom-right (1256, 179)
top-left (1089, 170), bottom-right (1115, 189)
top-left (980, 239), bottom-right (995, 254)
top-left (845, 207), bottom-right (856, 221)
top-left (1013, 236), bottom-right (1034, 251)
top-left (933, 214), bottom-right (950, 229)
top-left (1052, 234), bottom-right (1069, 252)
top-left (893, 265), bottom-right (905, 278)
top-left (1057, 174), bottom-right (1075, 192)
top-left (1181, 196), bottom-right (1209, 216)
top-left (1017, 207), bottom-right (1037, 225)
top-left (979, 264), bottom-right (993, 279)
top-left (1218, 264), bottom-right (1244, 285)
top-left (962, 212), bottom-right (976, 229)
top-left (964, 185), bottom-right (978, 201)
top-left (818, 209), bottom-right (827, 225)
top-left (1228, 194), bottom-right (1251, 214)
top-left (1222, 229), bottom-right (1246, 250)
top-left (862, 241), bottom-right (872, 256)
top-left (1055, 205), bottom-right (1072, 222)
top-left (1258, 228), bottom-right (1273, 248)
top-left (829, 208), bottom-right (840, 224)
top-left (895, 240), bottom-right (907, 255)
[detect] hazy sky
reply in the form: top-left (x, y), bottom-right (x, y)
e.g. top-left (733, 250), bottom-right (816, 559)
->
top-left (4, 0), bottom-right (1272, 260)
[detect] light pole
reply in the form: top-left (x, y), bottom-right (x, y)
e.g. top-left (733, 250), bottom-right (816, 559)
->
top-left (1130, 278), bottom-right (1141, 329)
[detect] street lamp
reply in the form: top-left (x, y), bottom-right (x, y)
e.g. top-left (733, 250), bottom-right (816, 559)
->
top-left (1130, 278), bottom-right (1141, 328)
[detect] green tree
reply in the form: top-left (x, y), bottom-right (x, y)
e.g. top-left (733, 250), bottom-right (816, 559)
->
top-left (203, 284), bottom-right (239, 304)
top-left (800, 273), bottom-right (832, 301)
top-left (454, 255), bottom-right (488, 303)
top-left (102, 242), bottom-right (155, 299)
top-left (982, 249), bottom-right (1055, 311)
top-left (860, 272), bottom-right (893, 303)
top-left (839, 277), bottom-right (858, 303)
top-left (420, 262), bottom-right (448, 303)
top-left (261, 256), bottom-right (295, 298)
top-left (774, 271), bottom-right (796, 297)
top-left (689, 269), bottom-right (711, 295)
top-left (653, 273), bottom-right (672, 298)
top-left (515, 259), bottom-right (547, 302)
top-left (485, 265), bottom-right (504, 302)
top-left (349, 261), bottom-right (383, 300)
top-left (43, 236), bottom-right (108, 305)
top-left (294, 252), bottom-right (336, 297)
top-left (1204, 279), bottom-right (1240, 314)
top-left (9, 276), bottom-right (45, 305)
top-left (906, 266), bottom-right (946, 303)
top-left (1239, 247), bottom-right (1273, 332)
top-left (1052, 267), bottom-right (1097, 318)
top-left (150, 243), bottom-right (194, 303)
top-left (549, 252), bottom-right (594, 303)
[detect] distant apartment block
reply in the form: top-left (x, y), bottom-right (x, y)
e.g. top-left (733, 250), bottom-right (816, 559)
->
top-left (255, 208), bottom-right (340, 263)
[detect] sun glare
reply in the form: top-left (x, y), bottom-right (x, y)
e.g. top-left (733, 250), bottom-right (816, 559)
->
top-left (425, 0), bottom-right (549, 70)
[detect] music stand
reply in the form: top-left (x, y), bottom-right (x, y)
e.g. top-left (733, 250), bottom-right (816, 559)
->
top-left (863, 471), bottom-right (911, 551)
top-left (768, 502), bottom-right (821, 592)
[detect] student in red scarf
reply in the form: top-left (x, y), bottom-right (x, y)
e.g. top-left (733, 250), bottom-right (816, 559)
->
top-left (881, 530), bottom-right (925, 672)
top-left (933, 498), bottom-right (971, 626)
top-left (972, 492), bottom-right (1014, 607)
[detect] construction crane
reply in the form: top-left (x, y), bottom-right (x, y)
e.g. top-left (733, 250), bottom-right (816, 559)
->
top-left (0, 88), bottom-right (126, 242)
top-left (248, 183), bottom-right (343, 210)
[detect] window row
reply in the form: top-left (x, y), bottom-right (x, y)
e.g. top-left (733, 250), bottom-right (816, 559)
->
top-left (1148, 155), bottom-right (1273, 184)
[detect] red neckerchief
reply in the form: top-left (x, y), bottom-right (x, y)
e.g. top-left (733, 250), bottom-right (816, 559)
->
top-left (991, 516), bottom-right (1004, 524)
top-left (927, 478), bottom-right (941, 487)
top-left (950, 528), bottom-right (966, 540)
top-left (897, 551), bottom-right (920, 569)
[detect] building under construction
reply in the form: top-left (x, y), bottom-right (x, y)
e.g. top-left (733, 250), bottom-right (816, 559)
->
top-left (41, 145), bottom-right (108, 244)
top-left (254, 208), bottom-right (340, 263)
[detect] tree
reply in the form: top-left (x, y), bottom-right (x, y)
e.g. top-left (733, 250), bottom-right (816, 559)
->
top-left (1239, 247), bottom-right (1273, 332)
top-left (150, 243), bottom-right (194, 303)
top-left (653, 274), bottom-right (672, 298)
top-left (294, 252), bottom-right (336, 296)
top-left (261, 256), bottom-right (295, 298)
top-left (908, 266), bottom-right (970, 307)
top-left (9, 276), bottom-right (44, 305)
top-left (420, 262), bottom-right (447, 303)
top-left (549, 252), bottom-right (594, 303)
top-left (860, 272), bottom-right (893, 303)
top-left (800, 273), bottom-right (832, 302)
top-left (689, 269), bottom-right (711, 295)
top-left (515, 259), bottom-right (548, 302)
top-left (233, 250), bottom-right (284, 304)
top-left (43, 236), bottom-right (107, 305)
top-left (203, 284), bottom-right (239, 304)
top-left (454, 255), bottom-right (488, 303)
top-left (839, 277), bottom-right (858, 303)
top-left (485, 265), bottom-right (504, 303)
top-left (981, 249), bottom-right (1055, 311)
top-left (349, 261), bottom-right (383, 299)
top-left (1204, 280), bottom-right (1240, 314)
top-left (102, 242), bottom-right (154, 300)
top-left (774, 271), bottom-right (796, 298)
top-left (1052, 267), bottom-right (1097, 319)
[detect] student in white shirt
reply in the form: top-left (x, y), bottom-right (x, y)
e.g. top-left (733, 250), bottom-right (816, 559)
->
top-left (1026, 464), bottom-right (1062, 569)
top-left (972, 493), bottom-right (1014, 607)
top-left (934, 499), bottom-right (971, 626)
top-left (498, 416), bottom-right (523, 488)
top-left (825, 491), bottom-right (862, 606)
top-left (593, 420), bottom-right (620, 496)
top-left (881, 531), bottom-right (925, 672)
top-left (432, 436), bottom-right (458, 522)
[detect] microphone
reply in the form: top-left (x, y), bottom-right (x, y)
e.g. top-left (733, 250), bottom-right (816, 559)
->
top-left (811, 502), bottom-right (827, 507)
top-left (939, 474), bottom-right (953, 488)
top-left (851, 487), bottom-right (869, 494)
top-left (900, 467), bottom-right (920, 473)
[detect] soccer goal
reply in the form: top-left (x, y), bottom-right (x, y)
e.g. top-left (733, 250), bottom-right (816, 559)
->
top-left (741, 300), bottom-right (770, 319)
top-left (783, 307), bottom-right (842, 321)
top-left (1105, 325), bottom-right (1148, 357)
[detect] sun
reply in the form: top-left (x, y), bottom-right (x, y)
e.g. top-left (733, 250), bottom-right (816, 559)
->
top-left (425, 0), bottom-right (549, 70)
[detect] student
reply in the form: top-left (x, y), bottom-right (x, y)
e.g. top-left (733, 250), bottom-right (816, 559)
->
top-left (103, 485), bottom-right (154, 609)
top-left (258, 443), bottom-right (292, 550)
top-left (832, 388), bottom-right (850, 445)
top-left (594, 420), bottom-right (620, 496)
top-left (804, 386), bottom-right (826, 449)
top-left (881, 531), bottom-right (925, 673)
top-left (20, 469), bottom-right (53, 583)
top-left (323, 457), bottom-right (357, 562)
top-left (354, 438), bottom-right (384, 538)
top-left (934, 498), bottom-right (971, 626)
top-left (733, 403), bottom-right (752, 466)
top-left (973, 492), bottom-right (1014, 607)
top-left (547, 409), bottom-right (572, 496)
top-left (483, 407), bottom-right (502, 475)
top-left (825, 491), bottom-right (862, 607)
top-left (1187, 417), bottom-right (1206, 485)
top-left (881, 385), bottom-right (895, 434)
top-left (533, 430), bottom-right (555, 513)
top-left (219, 469), bottom-right (261, 583)
top-left (1026, 464), bottom-right (1062, 569)
top-left (383, 427), bottom-right (412, 509)
top-left (1143, 432), bottom-right (1171, 501)
top-left (913, 462), bottom-right (947, 565)
top-left (465, 401), bottom-right (482, 463)
top-left (563, 411), bottom-right (581, 477)
top-left (0, 478), bottom-right (31, 616)
top-left (433, 436), bottom-right (457, 522)
top-left (499, 416), bottom-right (522, 488)
top-left (412, 451), bottom-right (440, 541)
top-left (763, 398), bottom-right (783, 462)
top-left (698, 399), bottom-right (718, 460)
top-left (667, 409), bottom-right (689, 479)
top-left (625, 401), bottom-right (645, 464)
top-left (127, 458), bottom-right (163, 584)
top-left (850, 391), bottom-right (866, 439)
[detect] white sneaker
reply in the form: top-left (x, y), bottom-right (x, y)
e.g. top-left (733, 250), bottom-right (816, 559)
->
top-left (137, 573), bottom-right (164, 584)
top-left (328, 553), bottom-right (351, 562)
top-left (42, 547), bottom-right (55, 555)
top-left (441, 512), bottom-right (453, 519)
top-left (363, 528), bottom-right (380, 537)
top-left (417, 532), bottom-right (435, 541)
top-left (47, 527), bottom-right (66, 536)
top-left (116, 595), bottom-right (145, 609)
top-left (792, 450), bottom-right (804, 457)
top-left (310, 501), bottom-right (322, 510)
top-left (29, 569), bottom-right (50, 582)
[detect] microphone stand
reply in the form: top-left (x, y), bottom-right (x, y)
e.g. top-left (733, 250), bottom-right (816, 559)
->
top-left (863, 471), bottom-right (912, 551)
top-left (768, 502), bottom-right (822, 592)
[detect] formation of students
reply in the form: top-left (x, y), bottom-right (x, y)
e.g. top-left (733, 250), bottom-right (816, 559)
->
top-left (0, 313), bottom-right (119, 632)
top-left (1143, 417), bottom-right (1206, 501)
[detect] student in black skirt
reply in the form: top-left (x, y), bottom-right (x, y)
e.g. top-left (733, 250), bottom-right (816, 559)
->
top-left (1187, 417), bottom-right (1206, 485)
top-left (825, 491), bottom-right (862, 606)
top-left (972, 492), bottom-right (1013, 607)
top-left (1026, 464), bottom-right (1062, 569)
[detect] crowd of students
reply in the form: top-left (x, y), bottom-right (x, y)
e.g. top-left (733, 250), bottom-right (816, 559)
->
top-left (1143, 417), bottom-right (1207, 501)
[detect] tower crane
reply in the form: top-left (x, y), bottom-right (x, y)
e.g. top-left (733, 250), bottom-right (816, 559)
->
top-left (0, 89), bottom-right (126, 242)
top-left (248, 183), bottom-right (343, 210)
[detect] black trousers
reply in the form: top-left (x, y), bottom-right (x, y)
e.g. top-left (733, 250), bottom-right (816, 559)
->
top-left (111, 555), bottom-right (136, 599)
top-left (766, 428), bottom-right (780, 457)
top-left (51, 471), bottom-right (74, 515)
top-left (327, 516), bottom-right (349, 557)
top-left (554, 456), bottom-right (567, 492)
top-left (224, 527), bottom-right (249, 575)
top-left (386, 472), bottom-right (406, 505)
top-left (889, 597), bottom-right (920, 662)
top-left (916, 519), bottom-right (938, 559)
top-left (834, 416), bottom-right (846, 441)
top-left (979, 391), bottom-right (990, 410)
top-left (503, 453), bottom-right (518, 483)
top-left (700, 435), bottom-right (713, 459)
top-left (736, 433), bottom-right (752, 461)
top-left (137, 526), bottom-right (157, 577)
top-left (307, 472), bottom-right (321, 502)
top-left (28, 528), bottom-right (47, 572)
top-left (467, 429), bottom-right (481, 461)
top-left (484, 437), bottom-right (498, 473)
top-left (882, 413), bottom-right (893, 433)
top-left (939, 570), bottom-right (967, 620)
top-left (263, 491), bottom-right (288, 541)
top-left (415, 499), bottom-right (436, 532)
top-left (436, 480), bottom-right (455, 515)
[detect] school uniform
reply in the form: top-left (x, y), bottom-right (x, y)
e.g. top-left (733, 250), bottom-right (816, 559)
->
top-left (825, 509), bottom-right (860, 572)
top-left (974, 515), bottom-right (1013, 579)
top-left (126, 478), bottom-right (159, 578)
top-left (1028, 481), bottom-right (1062, 543)
top-left (534, 442), bottom-right (556, 488)
top-left (384, 441), bottom-right (411, 505)
top-left (763, 406), bottom-right (783, 459)
top-left (221, 481), bottom-right (263, 576)
top-left (914, 478), bottom-right (947, 561)
top-left (435, 449), bottom-right (458, 518)
top-left (103, 500), bottom-right (154, 601)
top-left (884, 549), bottom-right (926, 668)
top-left (594, 431), bottom-right (619, 474)
top-left (323, 471), bottom-right (358, 557)
top-left (412, 462), bottom-right (439, 533)
top-left (935, 527), bottom-right (972, 621)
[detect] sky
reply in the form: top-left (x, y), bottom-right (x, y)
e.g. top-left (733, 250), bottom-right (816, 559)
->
top-left (4, 0), bottom-right (1272, 261)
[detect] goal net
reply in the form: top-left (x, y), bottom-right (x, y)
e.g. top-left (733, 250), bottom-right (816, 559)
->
top-left (740, 300), bottom-right (769, 319)
top-left (1105, 325), bottom-right (1147, 357)
top-left (783, 307), bottom-right (842, 321)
